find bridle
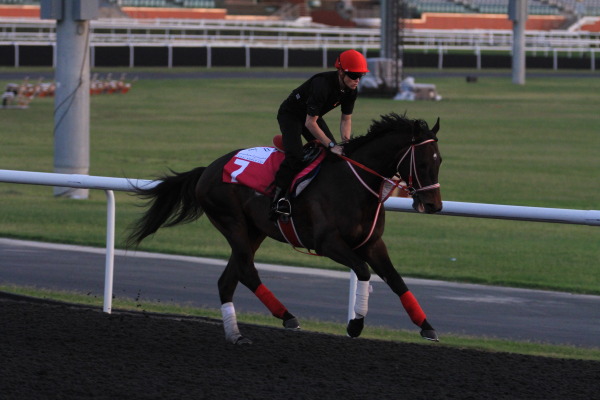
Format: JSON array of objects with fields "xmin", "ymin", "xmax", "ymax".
[
  {"xmin": 340, "ymin": 138, "xmax": 441, "ymax": 199},
  {"xmin": 395, "ymin": 138, "xmax": 441, "ymax": 196}
]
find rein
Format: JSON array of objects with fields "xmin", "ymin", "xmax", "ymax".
[
  {"xmin": 339, "ymin": 138, "xmax": 440, "ymax": 198},
  {"xmin": 339, "ymin": 155, "xmax": 399, "ymax": 199}
]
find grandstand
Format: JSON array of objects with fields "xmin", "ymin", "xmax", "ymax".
[
  {"xmin": 2, "ymin": 0, "xmax": 600, "ymax": 18},
  {"xmin": 385, "ymin": 1, "xmax": 600, "ymax": 18},
  {"xmin": 2, "ymin": 0, "xmax": 600, "ymax": 31},
  {"xmin": 3, "ymin": 0, "xmax": 600, "ymax": 70}
]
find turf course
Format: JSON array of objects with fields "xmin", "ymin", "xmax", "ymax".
[{"xmin": 1, "ymin": 68, "xmax": 599, "ymax": 295}]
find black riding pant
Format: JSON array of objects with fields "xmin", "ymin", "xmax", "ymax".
[{"xmin": 275, "ymin": 111, "xmax": 334, "ymax": 191}]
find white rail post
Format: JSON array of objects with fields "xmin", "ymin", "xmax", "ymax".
[
  {"xmin": 129, "ymin": 43, "xmax": 134, "ymax": 68},
  {"xmin": 103, "ymin": 189, "xmax": 116, "ymax": 313}
]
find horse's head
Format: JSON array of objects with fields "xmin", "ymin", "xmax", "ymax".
[
  {"xmin": 344, "ymin": 113, "xmax": 443, "ymax": 214},
  {"xmin": 397, "ymin": 117, "xmax": 443, "ymax": 214}
]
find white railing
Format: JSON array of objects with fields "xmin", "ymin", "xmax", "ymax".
[
  {"xmin": 4, "ymin": 16, "xmax": 600, "ymax": 70},
  {"xmin": 3, "ymin": 17, "xmax": 600, "ymax": 49},
  {"xmin": 1, "ymin": 169, "xmax": 599, "ymax": 318},
  {"xmin": 0, "ymin": 170, "xmax": 157, "ymax": 313}
]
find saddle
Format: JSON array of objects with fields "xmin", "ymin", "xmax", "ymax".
[
  {"xmin": 273, "ymin": 134, "xmax": 322, "ymax": 165},
  {"xmin": 222, "ymin": 137, "xmax": 326, "ymax": 199}
]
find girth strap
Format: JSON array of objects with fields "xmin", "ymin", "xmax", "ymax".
[
  {"xmin": 277, "ymin": 216, "xmax": 320, "ymax": 255},
  {"xmin": 277, "ymin": 217, "xmax": 304, "ymax": 248}
]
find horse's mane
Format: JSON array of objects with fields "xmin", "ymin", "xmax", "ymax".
[{"xmin": 343, "ymin": 112, "xmax": 416, "ymax": 155}]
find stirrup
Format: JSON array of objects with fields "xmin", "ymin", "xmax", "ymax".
[{"xmin": 275, "ymin": 197, "xmax": 291, "ymax": 216}]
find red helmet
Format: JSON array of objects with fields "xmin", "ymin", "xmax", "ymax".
[{"xmin": 335, "ymin": 49, "xmax": 369, "ymax": 73}]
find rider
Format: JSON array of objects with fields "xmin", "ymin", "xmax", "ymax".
[{"xmin": 271, "ymin": 49, "xmax": 369, "ymax": 217}]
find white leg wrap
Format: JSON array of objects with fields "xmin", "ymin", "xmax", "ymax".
[
  {"xmin": 354, "ymin": 280, "xmax": 370, "ymax": 319},
  {"xmin": 221, "ymin": 302, "xmax": 242, "ymax": 344}
]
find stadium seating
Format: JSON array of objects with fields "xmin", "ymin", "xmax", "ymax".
[
  {"xmin": 2, "ymin": 0, "xmax": 600, "ymax": 18},
  {"xmin": 404, "ymin": 0, "xmax": 471, "ymax": 15},
  {"xmin": 404, "ymin": 0, "xmax": 599, "ymax": 17}
]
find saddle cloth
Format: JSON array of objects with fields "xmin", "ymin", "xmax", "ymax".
[{"xmin": 222, "ymin": 146, "xmax": 326, "ymax": 197}]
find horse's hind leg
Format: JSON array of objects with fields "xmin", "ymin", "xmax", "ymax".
[
  {"xmin": 238, "ymin": 229, "xmax": 300, "ymax": 329},
  {"xmin": 218, "ymin": 260, "xmax": 250, "ymax": 345},
  {"xmin": 211, "ymin": 216, "xmax": 299, "ymax": 344},
  {"xmin": 357, "ymin": 238, "xmax": 438, "ymax": 341},
  {"xmin": 218, "ymin": 250, "xmax": 299, "ymax": 334}
]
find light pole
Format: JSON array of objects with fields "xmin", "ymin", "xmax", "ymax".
[
  {"xmin": 509, "ymin": 0, "xmax": 528, "ymax": 85},
  {"xmin": 41, "ymin": 0, "xmax": 99, "ymax": 198}
]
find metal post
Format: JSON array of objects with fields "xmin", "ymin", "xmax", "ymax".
[
  {"xmin": 381, "ymin": 0, "xmax": 403, "ymax": 94},
  {"xmin": 43, "ymin": 0, "xmax": 99, "ymax": 198},
  {"xmin": 380, "ymin": 0, "xmax": 391, "ymax": 58},
  {"xmin": 103, "ymin": 189, "xmax": 115, "ymax": 313},
  {"xmin": 509, "ymin": 0, "xmax": 527, "ymax": 85},
  {"xmin": 14, "ymin": 44, "xmax": 19, "ymax": 67}
]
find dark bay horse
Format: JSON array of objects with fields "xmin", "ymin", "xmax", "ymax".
[{"xmin": 127, "ymin": 113, "xmax": 443, "ymax": 344}]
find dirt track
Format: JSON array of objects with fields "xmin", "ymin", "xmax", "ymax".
[{"xmin": 2, "ymin": 292, "xmax": 599, "ymax": 400}]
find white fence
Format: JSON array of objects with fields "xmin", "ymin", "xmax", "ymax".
[
  {"xmin": 0, "ymin": 170, "xmax": 157, "ymax": 313},
  {"xmin": 4, "ymin": 17, "xmax": 600, "ymax": 49},
  {"xmin": 0, "ymin": 169, "xmax": 599, "ymax": 316},
  {"xmin": 5, "ymin": 17, "xmax": 600, "ymax": 69}
]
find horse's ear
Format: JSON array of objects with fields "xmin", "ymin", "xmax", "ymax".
[{"xmin": 431, "ymin": 117, "xmax": 440, "ymax": 135}]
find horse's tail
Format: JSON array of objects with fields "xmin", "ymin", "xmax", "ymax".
[{"xmin": 126, "ymin": 167, "xmax": 206, "ymax": 248}]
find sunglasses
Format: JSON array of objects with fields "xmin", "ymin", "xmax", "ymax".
[{"xmin": 345, "ymin": 71, "xmax": 365, "ymax": 80}]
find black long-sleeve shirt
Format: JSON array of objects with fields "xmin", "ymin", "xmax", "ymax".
[{"xmin": 278, "ymin": 71, "xmax": 357, "ymax": 118}]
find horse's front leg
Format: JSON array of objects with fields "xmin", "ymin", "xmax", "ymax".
[
  {"xmin": 317, "ymin": 234, "xmax": 373, "ymax": 338},
  {"xmin": 357, "ymin": 238, "xmax": 439, "ymax": 342}
]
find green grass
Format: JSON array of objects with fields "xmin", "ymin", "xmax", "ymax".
[
  {"xmin": 1, "ymin": 67, "xmax": 598, "ymax": 293},
  {"xmin": 3, "ymin": 284, "xmax": 599, "ymax": 361}
]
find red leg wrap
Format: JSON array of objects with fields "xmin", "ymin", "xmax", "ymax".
[
  {"xmin": 400, "ymin": 291, "xmax": 426, "ymax": 327},
  {"xmin": 254, "ymin": 284, "xmax": 287, "ymax": 319}
]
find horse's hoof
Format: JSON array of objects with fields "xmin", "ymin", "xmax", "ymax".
[
  {"xmin": 234, "ymin": 336, "xmax": 253, "ymax": 345},
  {"xmin": 346, "ymin": 317, "xmax": 364, "ymax": 338},
  {"xmin": 420, "ymin": 329, "xmax": 439, "ymax": 342},
  {"xmin": 283, "ymin": 317, "xmax": 300, "ymax": 330}
]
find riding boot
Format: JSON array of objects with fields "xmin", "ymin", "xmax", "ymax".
[{"xmin": 270, "ymin": 186, "xmax": 291, "ymax": 219}]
